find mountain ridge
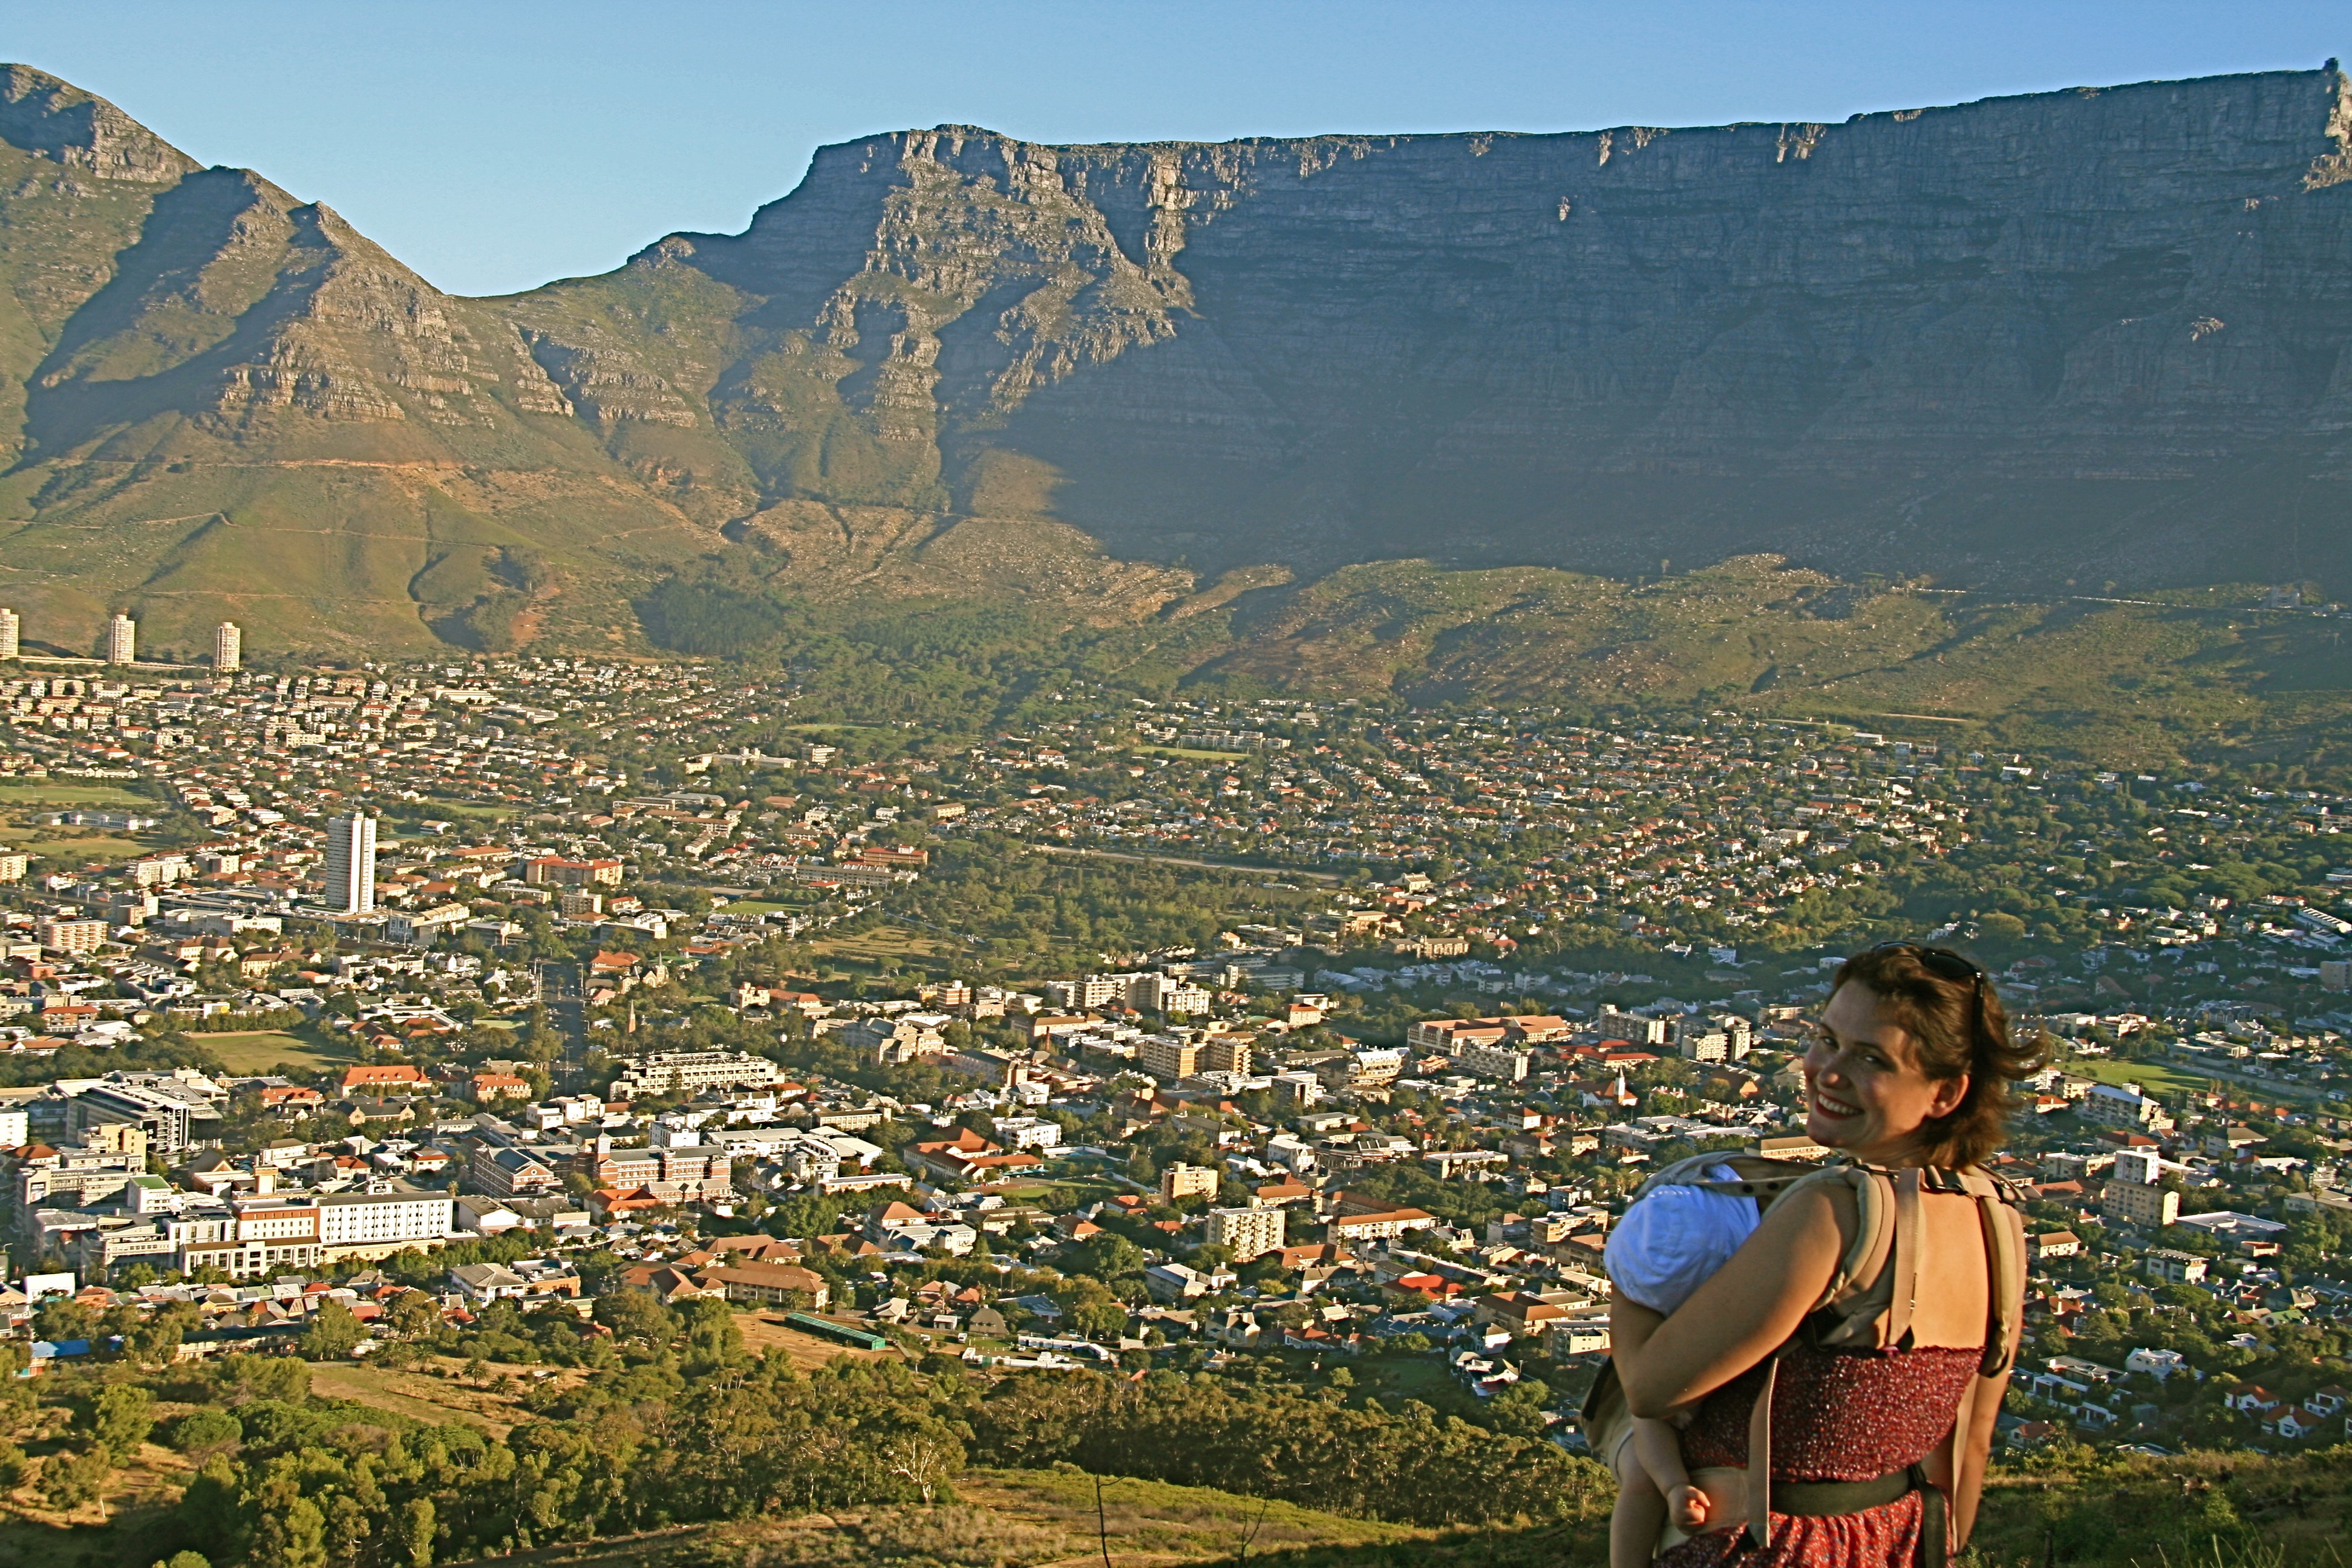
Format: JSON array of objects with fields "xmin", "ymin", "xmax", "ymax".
[{"xmin": 0, "ymin": 62, "xmax": 2350, "ymax": 690}]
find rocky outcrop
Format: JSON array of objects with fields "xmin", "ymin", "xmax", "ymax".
[{"xmin": 0, "ymin": 65, "xmax": 194, "ymax": 184}]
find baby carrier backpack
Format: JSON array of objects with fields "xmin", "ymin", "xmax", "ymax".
[{"xmin": 1580, "ymin": 1152, "xmax": 2027, "ymax": 1565}]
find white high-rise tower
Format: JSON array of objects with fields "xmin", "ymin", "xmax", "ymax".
[
  {"xmin": 322, "ymin": 813, "xmax": 378, "ymax": 915},
  {"xmin": 105, "ymin": 612, "xmax": 136, "ymax": 665},
  {"xmin": 214, "ymin": 621, "xmax": 242, "ymax": 673},
  {"xmin": 0, "ymin": 609, "xmax": 18, "ymax": 661}
]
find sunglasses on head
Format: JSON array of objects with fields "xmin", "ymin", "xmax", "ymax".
[{"xmin": 1860, "ymin": 940, "xmax": 1984, "ymax": 987}]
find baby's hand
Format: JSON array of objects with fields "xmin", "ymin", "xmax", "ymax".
[{"xmin": 1666, "ymin": 1485, "xmax": 1710, "ymax": 1530}]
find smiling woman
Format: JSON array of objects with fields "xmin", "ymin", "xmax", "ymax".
[{"xmin": 1607, "ymin": 944, "xmax": 2044, "ymax": 1568}]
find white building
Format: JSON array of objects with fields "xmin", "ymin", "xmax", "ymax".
[
  {"xmin": 105, "ymin": 611, "xmax": 136, "ymax": 665},
  {"xmin": 214, "ymin": 621, "xmax": 242, "ymax": 673},
  {"xmin": 2082, "ymin": 1082, "xmax": 2171, "ymax": 1131},
  {"xmin": 322, "ymin": 812, "xmax": 379, "ymax": 914},
  {"xmin": 608, "ymin": 1050, "xmax": 780, "ymax": 1097},
  {"xmin": 991, "ymin": 1115, "xmax": 1064, "ymax": 1151},
  {"xmin": 0, "ymin": 608, "xmax": 18, "ymax": 661},
  {"xmin": 318, "ymin": 1188, "xmax": 454, "ymax": 1259},
  {"xmin": 1206, "ymin": 1204, "xmax": 1286, "ymax": 1260}
]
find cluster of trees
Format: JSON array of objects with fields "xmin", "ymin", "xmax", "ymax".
[
  {"xmin": 903, "ymin": 832, "xmax": 1316, "ymax": 969},
  {"xmin": 969, "ymin": 1368, "xmax": 1610, "ymax": 1527},
  {"xmin": 160, "ymin": 1313, "xmax": 965, "ymax": 1566},
  {"xmin": 114, "ymin": 1277, "xmax": 1610, "ymax": 1566}
]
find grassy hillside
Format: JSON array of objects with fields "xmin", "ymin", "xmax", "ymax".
[{"xmin": 407, "ymin": 1451, "xmax": 2352, "ymax": 1568}]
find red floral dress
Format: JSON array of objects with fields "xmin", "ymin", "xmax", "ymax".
[{"xmin": 1656, "ymin": 1340, "xmax": 1982, "ymax": 1568}]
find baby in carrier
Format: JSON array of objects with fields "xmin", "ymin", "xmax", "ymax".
[{"xmin": 1598, "ymin": 1165, "xmax": 1763, "ymax": 1568}]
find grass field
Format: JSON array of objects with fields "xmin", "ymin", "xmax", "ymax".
[
  {"xmin": 308, "ymin": 1356, "xmax": 582, "ymax": 1437},
  {"xmin": 809, "ymin": 924, "xmax": 959, "ymax": 963},
  {"xmin": 2062, "ymin": 1053, "xmax": 2214, "ymax": 1099},
  {"xmin": 5, "ymin": 829, "xmax": 152, "ymax": 865},
  {"xmin": 416, "ymin": 799, "xmax": 517, "ymax": 823},
  {"xmin": 736, "ymin": 1313, "xmax": 903, "ymax": 1370},
  {"xmin": 0, "ymin": 781, "xmax": 153, "ymax": 806},
  {"xmin": 200, "ymin": 1030, "xmax": 350, "ymax": 1074}
]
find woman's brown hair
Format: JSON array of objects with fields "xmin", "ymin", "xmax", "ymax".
[{"xmin": 1830, "ymin": 943, "xmax": 2047, "ymax": 1168}]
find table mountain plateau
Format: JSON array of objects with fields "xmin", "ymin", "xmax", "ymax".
[{"xmin": 1, "ymin": 61, "xmax": 2350, "ymax": 676}]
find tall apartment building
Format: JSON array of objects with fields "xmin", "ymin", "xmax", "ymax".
[
  {"xmin": 1457, "ymin": 1041, "xmax": 1532, "ymax": 1083},
  {"xmin": 2082, "ymin": 1082, "xmax": 2171, "ymax": 1131},
  {"xmin": 0, "ymin": 608, "xmax": 18, "ymax": 661},
  {"xmin": 1160, "ymin": 1162, "xmax": 1220, "ymax": 1202},
  {"xmin": 1206, "ymin": 1205, "xmax": 1285, "ymax": 1260},
  {"xmin": 1593, "ymin": 1008, "xmax": 1671, "ymax": 1046},
  {"xmin": 1203, "ymin": 1034, "xmax": 1253, "ymax": 1074},
  {"xmin": 105, "ymin": 611, "xmax": 136, "ymax": 665},
  {"xmin": 67, "ymin": 1080, "xmax": 198, "ymax": 1154},
  {"xmin": 214, "ymin": 621, "xmax": 242, "ymax": 673},
  {"xmin": 1137, "ymin": 1036, "xmax": 1202, "ymax": 1081},
  {"xmin": 2102, "ymin": 1176, "xmax": 2180, "ymax": 1229},
  {"xmin": 36, "ymin": 916, "xmax": 108, "ymax": 953},
  {"xmin": 2100, "ymin": 1146, "xmax": 2178, "ymax": 1229},
  {"xmin": 322, "ymin": 812, "xmax": 378, "ymax": 914}
]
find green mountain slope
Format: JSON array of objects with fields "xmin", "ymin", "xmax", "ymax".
[{"xmin": 0, "ymin": 65, "xmax": 720, "ymax": 656}]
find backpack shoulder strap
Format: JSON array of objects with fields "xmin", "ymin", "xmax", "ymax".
[
  {"xmin": 1884, "ymin": 1167, "xmax": 1926, "ymax": 1350},
  {"xmin": 1955, "ymin": 1167, "xmax": 2028, "ymax": 1376},
  {"xmin": 1770, "ymin": 1160, "xmax": 1903, "ymax": 1346},
  {"xmin": 1629, "ymin": 1152, "xmax": 1815, "ymax": 1207}
]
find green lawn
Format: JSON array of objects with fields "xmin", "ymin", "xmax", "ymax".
[
  {"xmin": 0, "ymin": 781, "xmax": 154, "ymax": 806},
  {"xmin": 809, "ymin": 924, "xmax": 956, "ymax": 962},
  {"xmin": 8, "ymin": 829, "xmax": 152, "ymax": 864},
  {"xmin": 2063, "ymin": 1053, "xmax": 2212, "ymax": 1099},
  {"xmin": 200, "ymin": 1030, "xmax": 350, "ymax": 1074}
]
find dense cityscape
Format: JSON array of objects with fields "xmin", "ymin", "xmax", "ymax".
[{"xmin": 0, "ymin": 626, "xmax": 2342, "ymax": 1561}]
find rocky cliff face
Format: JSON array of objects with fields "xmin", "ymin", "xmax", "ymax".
[
  {"xmin": 1, "ymin": 64, "xmax": 2350, "ymax": 657},
  {"xmin": 525, "ymin": 66, "xmax": 2352, "ymax": 587}
]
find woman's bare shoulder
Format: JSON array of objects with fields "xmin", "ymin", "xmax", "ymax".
[{"xmin": 1757, "ymin": 1169, "xmax": 1861, "ymax": 1251}]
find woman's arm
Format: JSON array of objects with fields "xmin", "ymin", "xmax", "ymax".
[
  {"xmin": 1949, "ymin": 1368, "xmax": 2007, "ymax": 1545},
  {"xmin": 1616, "ymin": 1184, "xmax": 1847, "ymax": 1420}
]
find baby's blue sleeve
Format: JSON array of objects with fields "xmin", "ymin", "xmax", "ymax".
[{"xmin": 1603, "ymin": 1172, "xmax": 1763, "ymax": 1317}]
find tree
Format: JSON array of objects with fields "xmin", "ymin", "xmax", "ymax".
[
  {"xmin": 592, "ymin": 1287, "xmax": 674, "ymax": 1346},
  {"xmin": 91, "ymin": 1384, "xmax": 154, "ymax": 1463},
  {"xmin": 301, "ymin": 1301, "xmax": 365, "ymax": 1361},
  {"xmin": 1079, "ymin": 1232, "xmax": 1145, "ymax": 1281},
  {"xmin": 396, "ymin": 1498, "xmax": 437, "ymax": 1567},
  {"xmin": 33, "ymin": 1298, "xmax": 94, "ymax": 1342},
  {"xmin": 251, "ymin": 1494, "xmax": 328, "ymax": 1568},
  {"xmin": 41, "ymin": 1446, "xmax": 110, "ymax": 1523},
  {"xmin": 126, "ymin": 1300, "xmax": 201, "ymax": 1367},
  {"xmin": 166, "ymin": 1408, "xmax": 244, "ymax": 1462},
  {"xmin": 388, "ymin": 1290, "xmax": 442, "ymax": 1340},
  {"xmin": 881, "ymin": 1426, "xmax": 964, "ymax": 1504}
]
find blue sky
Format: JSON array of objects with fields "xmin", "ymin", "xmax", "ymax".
[{"xmin": 15, "ymin": 1, "xmax": 2345, "ymax": 297}]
